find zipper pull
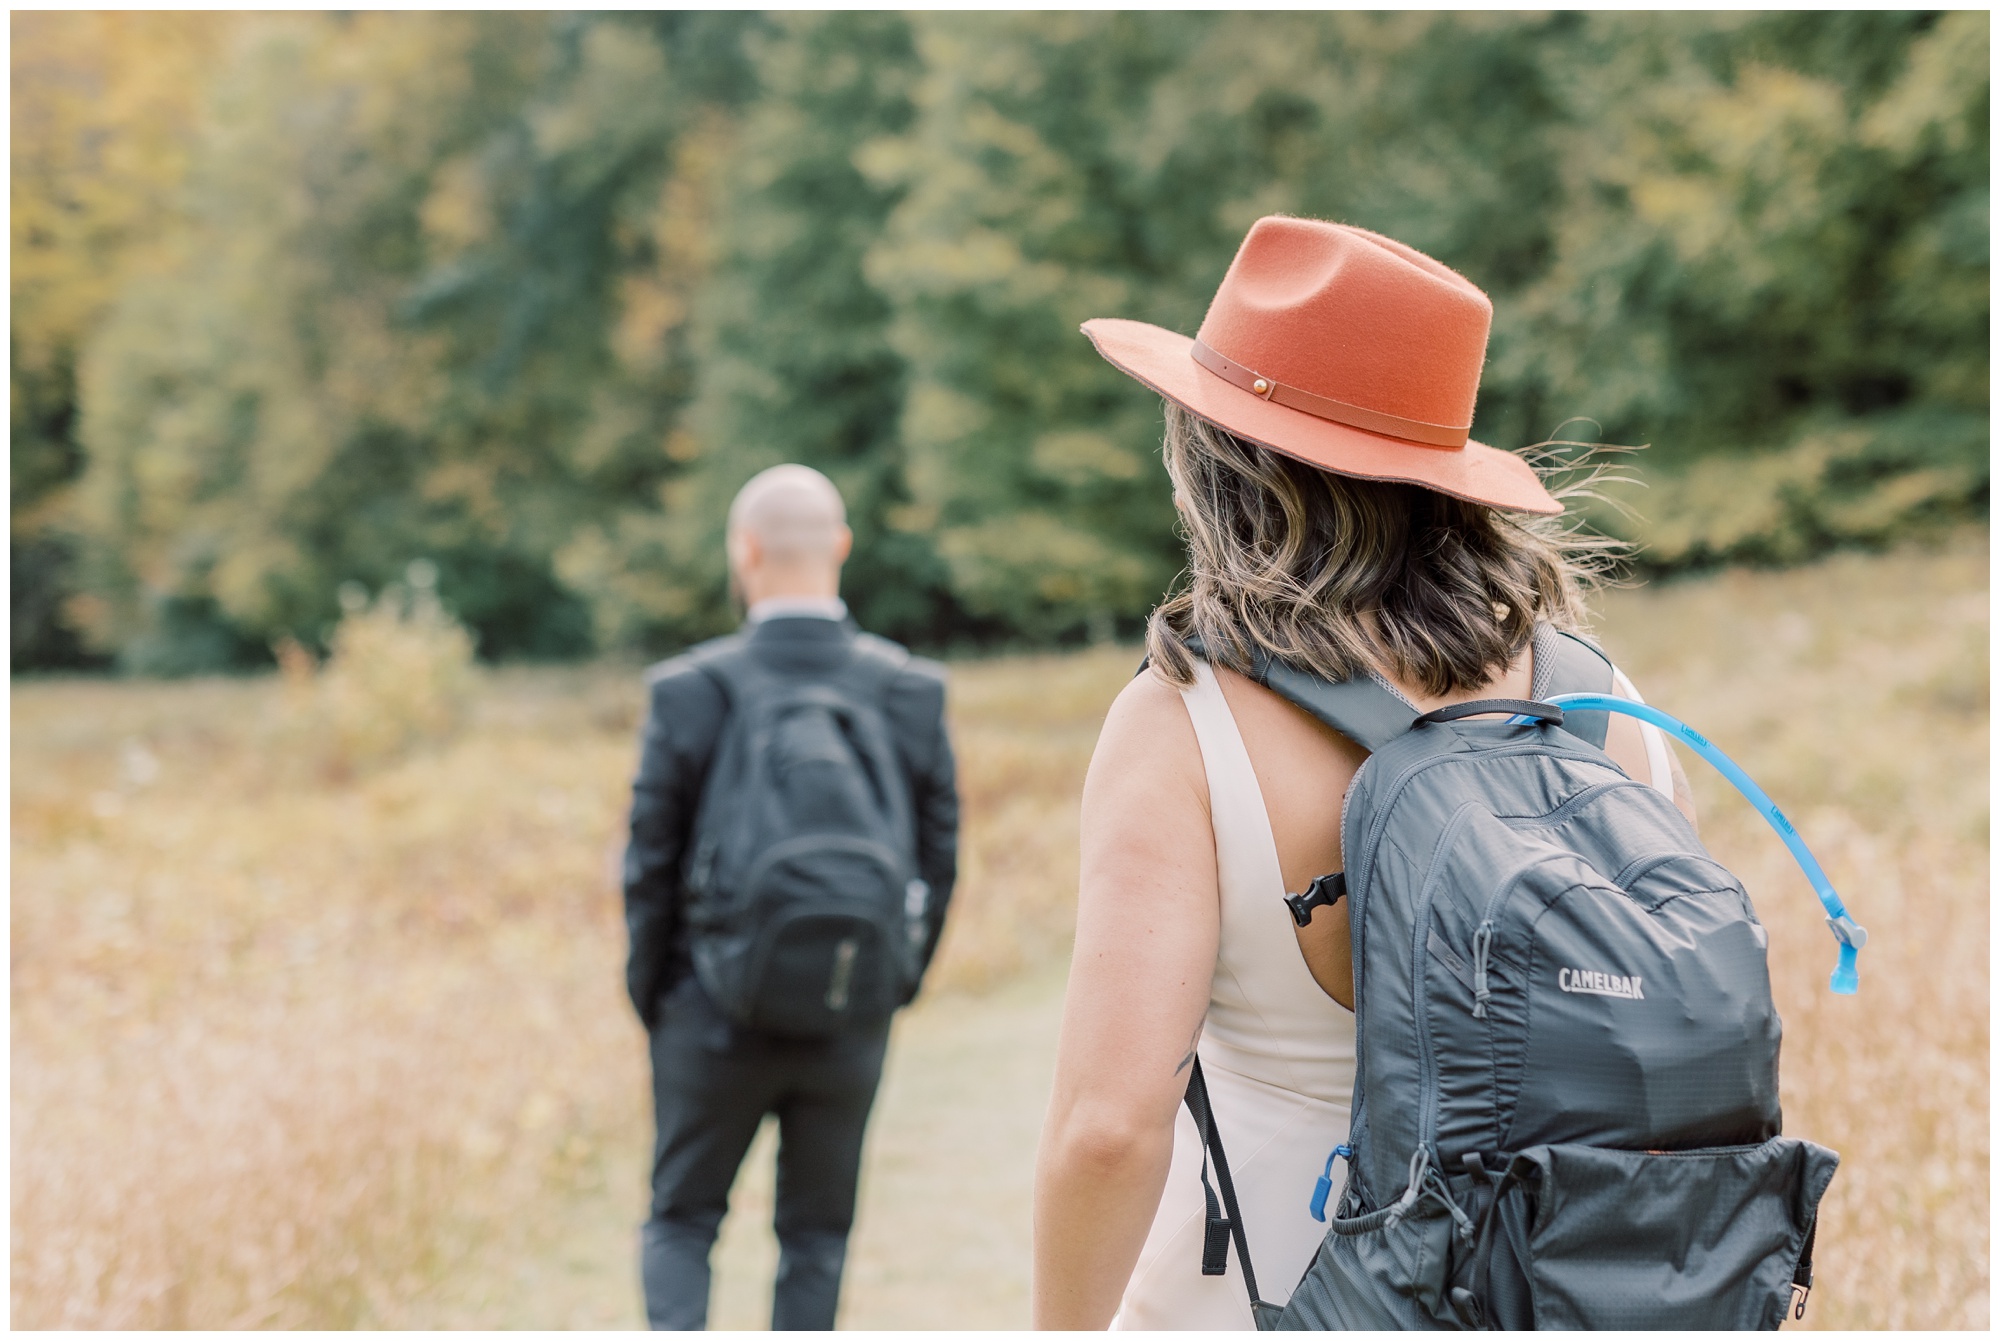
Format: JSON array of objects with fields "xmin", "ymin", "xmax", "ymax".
[
  {"xmin": 1383, "ymin": 1145, "xmax": 1431, "ymax": 1230},
  {"xmin": 1309, "ymin": 1145, "xmax": 1351, "ymax": 1222},
  {"xmin": 689, "ymin": 838, "xmax": 717, "ymax": 894},
  {"xmin": 1470, "ymin": 920, "xmax": 1494, "ymax": 1019}
]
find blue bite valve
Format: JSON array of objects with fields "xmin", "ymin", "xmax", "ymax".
[
  {"xmin": 1535, "ymin": 694, "xmax": 1869, "ymax": 996},
  {"xmin": 1827, "ymin": 915, "xmax": 1867, "ymax": 995}
]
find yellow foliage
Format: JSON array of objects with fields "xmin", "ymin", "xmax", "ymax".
[
  {"xmin": 10, "ymin": 12, "xmax": 240, "ymax": 376},
  {"xmin": 1623, "ymin": 427, "xmax": 1986, "ymax": 567}
]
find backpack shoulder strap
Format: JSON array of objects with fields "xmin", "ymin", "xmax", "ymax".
[
  {"xmin": 824, "ymin": 632, "xmax": 920, "ymax": 851},
  {"xmin": 680, "ymin": 632, "xmax": 762, "ymax": 708},
  {"xmin": 1185, "ymin": 634, "xmax": 1418, "ymax": 754},
  {"xmin": 677, "ymin": 633, "xmax": 790, "ymax": 891},
  {"xmin": 1530, "ymin": 622, "xmax": 1615, "ymax": 749},
  {"xmin": 1183, "ymin": 1058, "xmax": 1284, "ymax": 1330}
]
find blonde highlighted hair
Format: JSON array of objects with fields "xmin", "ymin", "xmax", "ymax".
[{"xmin": 1145, "ymin": 403, "xmax": 1623, "ymax": 696}]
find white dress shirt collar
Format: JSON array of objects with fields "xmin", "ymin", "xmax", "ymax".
[{"xmin": 746, "ymin": 595, "xmax": 848, "ymax": 624}]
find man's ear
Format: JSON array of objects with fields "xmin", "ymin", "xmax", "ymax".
[
  {"xmin": 728, "ymin": 528, "xmax": 760, "ymax": 574},
  {"xmin": 832, "ymin": 525, "xmax": 853, "ymax": 566}
]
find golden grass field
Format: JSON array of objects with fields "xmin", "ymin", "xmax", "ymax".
[{"xmin": 12, "ymin": 528, "xmax": 1988, "ymax": 1329}]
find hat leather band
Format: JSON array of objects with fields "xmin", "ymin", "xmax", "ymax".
[{"xmin": 1189, "ymin": 339, "xmax": 1469, "ymax": 449}]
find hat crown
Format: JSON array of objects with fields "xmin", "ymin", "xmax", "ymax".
[{"xmin": 1195, "ymin": 218, "xmax": 1492, "ymax": 435}]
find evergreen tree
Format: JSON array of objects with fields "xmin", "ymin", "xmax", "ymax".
[
  {"xmin": 564, "ymin": 12, "xmax": 941, "ymax": 652},
  {"xmin": 863, "ymin": 13, "xmax": 1576, "ymax": 640}
]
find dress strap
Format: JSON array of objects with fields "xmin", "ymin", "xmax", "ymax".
[{"xmin": 1178, "ymin": 660, "xmax": 1289, "ymax": 910}]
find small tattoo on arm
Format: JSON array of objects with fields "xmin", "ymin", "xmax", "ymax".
[{"xmin": 1173, "ymin": 1019, "xmax": 1205, "ymax": 1076}]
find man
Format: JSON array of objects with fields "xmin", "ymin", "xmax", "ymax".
[{"xmin": 623, "ymin": 464, "xmax": 959, "ymax": 1330}]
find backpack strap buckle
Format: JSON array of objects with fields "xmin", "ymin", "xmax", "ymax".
[{"xmin": 1285, "ymin": 872, "xmax": 1346, "ymax": 927}]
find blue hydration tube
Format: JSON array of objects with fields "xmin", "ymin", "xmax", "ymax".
[{"xmin": 1519, "ymin": 694, "xmax": 1867, "ymax": 995}]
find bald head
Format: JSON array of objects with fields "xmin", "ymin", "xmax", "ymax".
[{"xmin": 726, "ymin": 464, "xmax": 852, "ymax": 604}]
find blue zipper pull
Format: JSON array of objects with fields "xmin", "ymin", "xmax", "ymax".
[{"xmin": 1309, "ymin": 1145, "xmax": 1352, "ymax": 1222}]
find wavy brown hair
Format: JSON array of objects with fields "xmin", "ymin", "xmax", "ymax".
[{"xmin": 1146, "ymin": 403, "xmax": 1624, "ymax": 696}]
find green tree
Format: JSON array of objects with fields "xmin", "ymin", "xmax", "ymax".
[
  {"xmin": 10, "ymin": 12, "xmax": 242, "ymax": 668},
  {"xmin": 72, "ymin": 13, "xmax": 759, "ymax": 671},
  {"xmin": 1494, "ymin": 11, "xmax": 1989, "ymax": 562},
  {"xmin": 43, "ymin": 12, "xmax": 1989, "ymax": 671},
  {"xmin": 862, "ymin": 13, "xmax": 1579, "ymax": 640},
  {"xmin": 561, "ymin": 12, "xmax": 946, "ymax": 652},
  {"xmin": 861, "ymin": 14, "xmax": 1210, "ymax": 643}
]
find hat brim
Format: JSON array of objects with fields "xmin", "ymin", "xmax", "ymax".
[{"xmin": 1082, "ymin": 317, "xmax": 1562, "ymax": 516}]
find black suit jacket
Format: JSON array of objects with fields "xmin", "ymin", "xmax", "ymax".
[{"xmin": 622, "ymin": 616, "xmax": 960, "ymax": 1029}]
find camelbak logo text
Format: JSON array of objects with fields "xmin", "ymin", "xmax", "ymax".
[{"xmin": 1558, "ymin": 967, "xmax": 1645, "ymax": 1000}]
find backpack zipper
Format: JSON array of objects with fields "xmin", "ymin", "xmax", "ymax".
[
  {"xmin": 1463, "ymin": 850, "xmax": 1574, "ymax": 1020},
  {"xmin": 1346, "ymin": 738, "xmax": 1620, "ymax": 1221},
  {"xmin": 1403, "ymin": 804, "xmax": 1483, "ymax": 1201},
  {"xmin": 1347, "ymin": 741, "xmax": 1614, "ymax": 917},
  {"xmin": 1337, "ymin": 753, "xmax": 1375, "ymax": 1204},
  {"xmin": 1309, "ymin": 1144, "xmax": 1353, "ymax": 1222},
  {"xmin": 689, "ymin": 838, "xmax": 717, "ymax": 895},
  {"xmin": 1466, "ymin": 777, "xmax": 1660, "ymax": 1000}
]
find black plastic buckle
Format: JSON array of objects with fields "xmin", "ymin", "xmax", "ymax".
[
  {"xmin": 1790, "ymin": 1284, "xmax": 1810, "ymax": 1321},
  {"xmin": 1284, "ymin": 872, "xmax": 1346, "ymax": 927}
]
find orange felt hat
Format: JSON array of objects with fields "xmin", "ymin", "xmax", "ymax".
[{"xmin": 1082, "ymin": 216, "xmax": 1560, "ymax": 515}]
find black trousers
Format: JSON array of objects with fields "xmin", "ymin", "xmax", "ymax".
[{"xmin": 641, "ymin": 976, "xmax": 891, "ymax": 1331}]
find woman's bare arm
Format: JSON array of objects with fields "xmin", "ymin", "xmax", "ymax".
[{"xmin": 1032, "ymin": 671, "xmax": 1219, "ymax": 1330}]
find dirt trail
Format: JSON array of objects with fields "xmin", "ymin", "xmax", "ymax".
[{"xmin": 415, "ymin": 966, "xmax": 1069, "ymax": 1329}]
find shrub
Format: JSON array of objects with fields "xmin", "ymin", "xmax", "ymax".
[{"xmin": 279, "ymin": 560, "xmax": 477, "ymax": 779}]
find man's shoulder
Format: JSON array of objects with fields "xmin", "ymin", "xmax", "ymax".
[
  {"xmin": 642, "ymin": 633, "xmax": 745, "ymax": 705},
  {"xmin": 854, "ymin": 631, "xmax": 947, "ymax": 697}
]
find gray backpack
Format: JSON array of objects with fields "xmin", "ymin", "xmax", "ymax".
[
  {"xmin": 1183, "ymin": 624, "xmax": 1839, "ymax": 1330},
  {"xmin": 682, "ymin": 635, "xmax": 923, "ymax": 1038}
]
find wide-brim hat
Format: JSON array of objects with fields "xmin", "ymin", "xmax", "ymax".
[{"xmin": 1082, "ymin": 216, "xmax": 1560, "ymax": 515}]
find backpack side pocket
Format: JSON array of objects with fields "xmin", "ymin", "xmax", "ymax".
[
  {"xmin": 1471, "ymin": 1137, "xmax": 1838, "ymax": 1329},
  {"xmin": 1279, "ymin": 1191, "xmax": 1462, "ymax": 1329}
]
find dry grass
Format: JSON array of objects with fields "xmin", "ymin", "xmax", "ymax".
[
  {"xmin": 11, "ymin": 529, "xmax": 1987, "ymax": 1328},
  {"xmin": 922, "ymin": 645, "xmax": 1138, "ymax": 992},
  {"xmin": 11, "ymin": 670, "xmax": 646, "ymax": 1326},
  {"xmin": 1592, "ymin": 530, "xmax": 1989, "ymax": 1329}
]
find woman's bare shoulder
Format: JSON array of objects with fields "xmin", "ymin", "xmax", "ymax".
[
  {"xmin": 1086, "ymin": 667, "xmax": 1205, "ymax": 797},
  {"xmin": 1100, "ymin": 665, "xmax": 1196, "ymax": 746}
]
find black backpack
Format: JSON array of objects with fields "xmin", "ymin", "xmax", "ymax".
[
  {"xmin": 1182, "ymin": 624, "xmax": 1839, "ymax": 1330},
  {"xmin": 681, "ymin": 633, "xmax": 924, "ymax": 1039}
]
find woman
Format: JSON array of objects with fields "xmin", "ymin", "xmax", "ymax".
[{"xmin": 1032, "ymin": 217, "xmax": 1693, "ymax": 1329}]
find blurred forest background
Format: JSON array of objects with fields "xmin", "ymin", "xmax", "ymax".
[
  {"xmin": 13, "ymin": 10, "xmax": 1989, "ymax": 676},
  {"xmin": 11, "ymin": 12, "xmax": 1990, "ymax": 1330}
]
